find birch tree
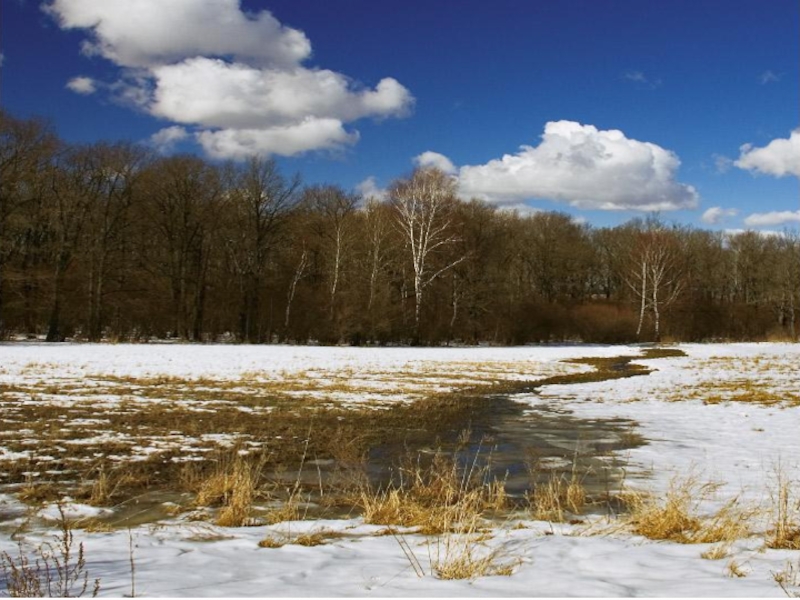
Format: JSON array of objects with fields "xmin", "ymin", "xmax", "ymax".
[
  {"xmin": 304, "ymin": 185, "xmax": 358, "ymax": 323},
  {"xmin": 390, "ymin": 167, "xmax": 466, "ymax": 339},
  {"xmin": 625, "ymin": 219, "xmax": 686, "ymax": 341}
]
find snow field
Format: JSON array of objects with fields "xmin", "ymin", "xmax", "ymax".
[{"xmin": 1, "ymin": 342, "xmax": 799, "ymax": 596}]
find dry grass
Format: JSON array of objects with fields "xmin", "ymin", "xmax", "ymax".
[
  {"xmin": 767, "ymin": 470, "xmax": 800, "ymax": 550},
  {"xmin": 773, "ymin": 558, "xmax": 800, "ymax": 597},
  {"xmin": 667, "ymin": 354, "xmax": 800, "ymax": 408},
  {"xmin": 258, "ymin": 528, "xmax": 344, "ymax": 549},
  {"xmin": 529, "ymin": 471, "xmax": 587, "ymax": 522},
  {"xmin": 726, "ymin": 559, "xmax": 748, "ymax": 578},
  {"xmin": 359, "ymin": 450, "xmax": 507, "ymax": 535},
  {"xmin": 700, "ymin": 543, "xmax": 731, "ymax": 560},
  {"xmin": 0, "ymin": 504, "xmax": 101, "ymax": 598},
  {"xmin": 625, "ymin": 477, "xmax": 751, "ymax": 544},
  {"xmin": 192, "ymin": 451, "xmax": 264, "ymax": 527},
  {"xmin": 429, "ymin": 532, "xmax": 519, "ymax": 580}
]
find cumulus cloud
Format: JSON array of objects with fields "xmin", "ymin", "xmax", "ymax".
[
  {"xmin": 735, "ymin": 129, "xmax": 800, "ymax": 177},
  {"xmin": 66, "ymin": 75, "xmax": 97, "ymax": 94},
  {"xmin": 196, "ymin": 118, "xmax": 358, "ymax": 160},
  {"xmin": 44, "ymin": 0, "xmax": 311, "ymax": 68},
  {"xmin": 701, "ymin": 206, "xmax": 738, "ymax": 225},
  {"xmin": 148, "ymin": 58, "xmax": 411, "ymax": 129},
  {"xmin": 45, "ymin": 0, "xmax": 414, "ymax": 159},
  {"xmin": 439, "ymin": 121, "xmax": 698, "ymax": 211},
  {"xmin": 743, "ymin": 210, "xmax": 800, "ymax": 227},
  {"xmin": 414, "ymin": 151, "xmax": 457, "ymax": 175},
  {"xmin": 149, "ymin": 125, "xmax": 189, "ymax": 153},
  {"xmin": 355, "ymin": 176, "xmax": 388, "ymax": 201}
]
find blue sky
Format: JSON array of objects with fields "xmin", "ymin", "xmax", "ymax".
[{"xmin": 1, "ymin": 0, "xmax": 798, "ymax": 230}]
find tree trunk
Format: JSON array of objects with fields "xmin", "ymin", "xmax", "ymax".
[
  {"xmin": 46, "ymin": 258, "xmax": 68, "ymax": 342},
  {"xmin": 636, "ymin": 260, "xmax": 647, "ymax": 337}
]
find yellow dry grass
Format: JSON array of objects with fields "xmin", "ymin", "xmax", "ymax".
[
  {"xmin": 767, "ymin": 470, "xmax": 800, "ymax": 550},
  {"xmin": 625, "ymin": 477, "xmax": 751, "ymax": 544},
  {"xmin": 668, "ymin": 354, "xmax": 800, "ymax": 407},
  {"xmin": 529, "ymin": 472, "xmax": 587, "ymax": 522},
  {"xmin": 359, "ymin": 450, "xmax": 507, "ymax": 535}
]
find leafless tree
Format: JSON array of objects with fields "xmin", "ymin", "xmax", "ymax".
[
  {"xmin": 390, "ymin": 167, "xmax": 467, "ymax": 339},
  {"xmin": 140, "ymin": 155, "xmax": 223, "ymax": 340},
  {"xmin": 226, "ymin": 157, "xmax": 300, "ymax": 342},
  {"xmin": 0, "ymin": 111, "xmax": 59, "ymax": 334},
  {"xmin": 625, "ymin": 219, "xmax": 686, "ymax": 341},
  {"xmin": 304, "ymin": 185, "xmax": 358, "ymax": 323},
  {"xmin": 82, "ymin": 143, "xmax": 147, "ymax": 340}
]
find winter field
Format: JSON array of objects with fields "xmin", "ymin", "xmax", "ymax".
[{"xmin": 1, "ymin": 342, "xmax": 799, "ymax": 597}]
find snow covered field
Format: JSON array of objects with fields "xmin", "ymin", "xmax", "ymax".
[{"xmin": 1, "ymin": 342, "xmax": 799, "ymax": 597}]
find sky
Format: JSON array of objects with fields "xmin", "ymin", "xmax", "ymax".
[{"xmin": 1, "ymin": 0, "xmax": 798, "ymax": 230}]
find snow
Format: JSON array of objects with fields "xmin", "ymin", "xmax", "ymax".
[{"xmin": 1, "ymin": 342, "xmax": 799, "ymax": 597}]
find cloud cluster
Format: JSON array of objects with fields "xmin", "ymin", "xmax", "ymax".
[
  {"xmin": 424, "ymin": 121, "xmax": 698, "ymax": 211},
  {"xmin": 149, "ymin": 126, "xmax": 189, "ymax": 154},
  {"xmin": 355, "ymin": 177, "xmax": 389, "ymax": 202},
  {"xmin": 65, "ymin": 75, "xmax": 97, "ymax": 95},
  {"xmin": 735, "ymin": 129, "xmax": 800, "ymax": 178},
  {"xmin": 743, "ymin": 210, "xmax": 800, "ymax": 228},
  {"xmin": 413, "ymin": 151, "xmax": 457, "ymax": 175},
  {"xmin": 47, "ymin": 0, "xmax": 414, "ymax": 158},
  {"xmin": 701, "ymin": 206, "xmax": 739, "ymax": 225}
]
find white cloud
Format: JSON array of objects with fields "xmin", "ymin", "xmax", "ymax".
[
  {"xmin": 149, "ymin": 125, "xmax": 189, "ymax": 153},
  {"xmin": 743, "ymin": 210, "xmax": 800, "ymax": 227},
  {"xmin": 497, "ymin": 203, "xmax": 541, "ymax": 217},
  {"xmin": 724, "ymin": 228, "xmax": 786, "ymax": 239},
  {"xmin": 148, "ymin": 58, "xmax": 412, "ymax": 129},
  {"xmin": 446, "ymin": 120, "xmax": 698, "ymax": 211},
  {"xmin": 45, "ymin": 0, "xmax": 414, "ymax": 159},
  {"xmin": 66, "ymin": 75, "xmax": 97, "ymax": 94},
  {"xmin": 733, "ymin": 128, "xmax": 800, "ymax": 177},
  {"xmin": 44, "ymin": 0, "xmax": 310, "ymax": 68},
  {"xmin": 196, "ymin": 118, "xmax": 358, "ymax": 159},
  {"xmin": 355, "ymin": 176, "xmax": 388, "ymax": 201},
  {"xmin": 701, "ymin": 206, "xmax": 738, "ymax": 225},
  {"xmin": 735, "ymin": 129, "xmax": 800, "ymax": 177},
  {"xmin": 413, "ymin": 151, "xmax": 457, "ymax": 175}
]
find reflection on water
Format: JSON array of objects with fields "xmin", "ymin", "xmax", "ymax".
[{"xmin": 364, "ymin": 394, "xmax": 643, "ymax": 502}]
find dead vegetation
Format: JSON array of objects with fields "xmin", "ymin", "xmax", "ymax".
[
  {"xmin": 0, "ymin": 350, "xmax": 659, "ymax": 515},
  {"xmin": 666, "ymin": 354, "xmax": 800, "ymax": 408},
  {"xmin": 624, "ymin": 476, "xmax": 752, "ymax": 544},
  {"xmin": 0, "ymin": 504, "xmax": 101, "ymax": 598}
]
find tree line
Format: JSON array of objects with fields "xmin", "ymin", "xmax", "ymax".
[{"xmin": 1, "ymin": 110, "xmax": 798, "ymax": 345}]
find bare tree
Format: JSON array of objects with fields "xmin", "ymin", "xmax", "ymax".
[
  {"xmin": 226, "ymin": 157, "xmax": 300, "ymax": 342},
  {"xmin": 0, "ymin": 111, "xmax": 59, "ymax": 335},
  {"xmin": 362, "ymin": 198, "xmax": 392, "ymax": 314},
  {"xmin": 304, "ymin": 185, "xmax": 358, "ymax": 324},
  {"xmin": 390, "ymin": 167, "xmax": 467, "ymax": 339},
  {"xmin": 140, "ymin": 155, "xmax": 223, "ymax": 340},
  {"xmin": 625, "ymin": 219, "xmax": 686, "ymax": 341},
  {"xmin": 83, "ymin": 143, "xmax": 147, "ymax": 341}
]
